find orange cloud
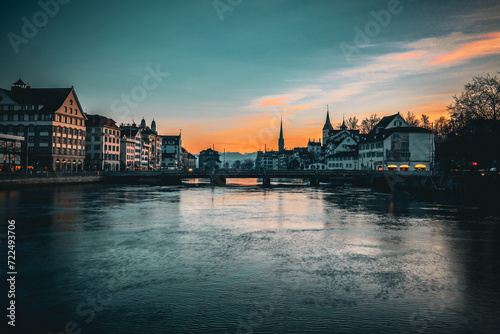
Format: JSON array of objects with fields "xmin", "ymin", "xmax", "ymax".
[
  {"xmin": 394, "ymin": 51, "xmax": 425, "ymax": 60},
  {"xmin": 429, "ymin": 32, "xmax": 500, "ymax": 65},
  {"xmin": 259, "ymin": 97, "xmax": 289, "ymax": 108},
  {"xmin": 282, "ymin": 105, "xmax": 316, "ymax": 111}
]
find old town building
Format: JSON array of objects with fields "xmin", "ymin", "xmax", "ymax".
[{"xmin": 0, "ymin": 79, "xmax": 86, "ymax": 171}]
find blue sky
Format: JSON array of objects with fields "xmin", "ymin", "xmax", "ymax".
[{"xmin": 1, "ymin": 0, "xmax": 499, "ymax": 152}]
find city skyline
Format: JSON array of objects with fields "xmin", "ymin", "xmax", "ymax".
[{"xmin": 1, "ymin": 0, "xmax": 500, "ymax": 153}]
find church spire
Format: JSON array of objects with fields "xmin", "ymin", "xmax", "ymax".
[
  {"xmin": 340, "ymin": 113, "xmax": 347, "ymax": 130},
  {"xmin": 278, "ymin": 115, "xmax": 284, "ymax": 152},
  {"xmin": 322, "ymin": 105, "xmax": 334, "ymax": 147},
  {"xmin": 323, "ymin": 105, "xmax": 333, "ymax": 131}
]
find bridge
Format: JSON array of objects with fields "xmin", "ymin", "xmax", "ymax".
[{"xmin": 102, "ymin": 169, "xmax": 431, "ymax": 186}]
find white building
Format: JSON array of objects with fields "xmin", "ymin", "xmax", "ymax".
[
  {"xmin": 358, "ymin": 113, "xmax": 434, "ymax": 171},
  {"xmin": 161, "ymin": 134, "xmax": 181, "ymax": 169}
]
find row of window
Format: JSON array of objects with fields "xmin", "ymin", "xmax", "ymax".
[
  {"xmin": 2, "ymin": 113, "xmax": 49, "ymax": 121},
  {"xmin": 0, "ymin": 105, "xmax": 40, "ymax": 111},
  {"xmin": 104, "ymin": 144, "xmax": 119, "ymax": 152},
  {"xmin": 329, "ymin": 156, "xmax": 355, "ymax": 161},
  {"xmin": 360, "ymin": 152, "xmax": 384, "ymax": 158},
  {"xmin": 0, "ymin": 125, "xmax": 85, "ymax": 136},
  {"xmin": 56, "ymin": 114, "xmax": 84, "ymax": 126},
  {"xmin": 328, "ymin": 163, "xmax": 354, "ymax": 169},
  {"xmin": 359, "ymin": 142, "xmax": 383, "ymax": 150},
  {"xmin": 55, "ymin": 138, "xmax": 83, "ymax": 146}
]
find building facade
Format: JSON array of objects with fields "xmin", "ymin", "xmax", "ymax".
[
  {"xmin": 358, "ymin": 113, "xmax": 434, "ymax": 171},
  {"xmin": 85, "ymin": 114, "xmax": 121, "ymax": 171},
  {"xmin": 0, "ymin": 133, "xmax": 24, "ymax": 172},
  {"xmin": 0, "ymin": 79, "xmax": 86, "ymax": 172},
  {"xmin": 161, "ymin": 134, "xmax": 181, "ymax": 169},
  {"xmin": 198, "ymin": 148, "xmax": 221, "ymax": 170}
]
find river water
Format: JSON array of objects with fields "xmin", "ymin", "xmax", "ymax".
[{"xmin": 1, "ymin": 181, "xmax": 500, "ymax": 333}]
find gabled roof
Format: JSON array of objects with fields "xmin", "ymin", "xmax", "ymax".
[
  {"xmin": 85, "ymin": 114, "xmax": 120, "ymax": 129},
  {"xmin": 4, "ymin": 87, "xmax": 73, "ymax": 113},
  {"xmin": 367, "ymin": 113, "xmax": 406, "ymax": 137},
  {"xmin": 2, "ymin": 86, "xmax": 88, "ymax": 122}
]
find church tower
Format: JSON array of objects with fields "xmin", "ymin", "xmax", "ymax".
[
  {"xmin": 278, "ymin": 115, "xmax": 285, "ymax": 152},
  {"xmin": 322, "ymin": 106, "xmax": 334, "ymax": 145},
  {"xmin": 340, "ymin": 114, "xmax": 347, "ymax": 131}
]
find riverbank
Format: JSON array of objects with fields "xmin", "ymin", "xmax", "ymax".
[{"xmin": 0, "ymin": 172, "xmax": 102, "ymax": 188}]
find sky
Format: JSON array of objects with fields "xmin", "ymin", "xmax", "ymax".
[{"xmin": 1, "ymin": 0, "xmax": 499, "ymax": 153}]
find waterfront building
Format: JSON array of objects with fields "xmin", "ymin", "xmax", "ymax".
[
  {"xmin": 120, "ymin": 125, "xmax": 142, "ymax": 170},
  {"xmin": 0, "ymin": 79, "xmax": 87, "ymax": 171},
  {"xmin": 85, "ymin": 114, "xmax": 121, "ymax": 171},
  {"xmin": 358, "ymin": 113, "xmax": 434, "ymax": 171},
  {"xmin": 120, "ymin": 134, "xmax": 137, "ymax": 170},
  {"xmin": 198, "ymin": 148, "xmax": 221, "ymax": 170},
  {"xmin": 307, "ymin": 139, "xmax": 322, "ymax": 161},
  {"xmin": 181, "ymin": 147, "xmax": 197, "ymax": 170},
  {"xmin": 139, "ymin": 118, "xmax": 162, "ymax": 170},
  {"xmin": 0, "ymin": 133, "xmax": 24, "ymax": 172},
  {"xmin": 161, "ymin": 134, "xmax": 181, "ymax": 169},
  {"xmin": 120, "ymin": 119, "xmax": 161, "ymax": 170},
  {"xmin": 324, "ymin": 127, "xmax": 360, "ymax": 170}
]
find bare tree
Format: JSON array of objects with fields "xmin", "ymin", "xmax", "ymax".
[
  {"xmin": 420, "ymin": 114, "xmax": 431, "ymax": 129},
  {"xmin": 448, "ymin": 74, "xmax": 500, "ymax": 131},
  {"xmin": 360, "ymin": 114, "xmax": 380, "ymax": 134},
  {"xmin": 405, "ymin": 111, "xmax": 420, "ymax": 127},
  {"xmin": 346, "ymin": 116, "xmax": 359, "ymax": 130},
  {"xmin": 434, "ymin": 116, "xmax": 450, "ymax": 139}
]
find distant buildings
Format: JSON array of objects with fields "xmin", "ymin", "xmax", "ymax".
[
  {"xmin": 0, "ymin": 79, "xmax": 87, "ymax": 171},
  {"xmin": 120, "ymin": 119, "xmax": 162, "ymax": 170},
  {"xmin": 198, "ymin": 148, "xmax": 221, "ymax": 170},
  {"xmin": 254, "ymin": 108, "xmax": 434, "ymax": 172}
]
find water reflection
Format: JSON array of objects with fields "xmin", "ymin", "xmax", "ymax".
[{"xmin": 0, "ymin": 184, "xmax": 499, "ymax": 333}]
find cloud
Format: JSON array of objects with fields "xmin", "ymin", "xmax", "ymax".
[
  {"xmin": 429, "ymin": 32, "xmax": 500, "ymax": 65},
  {"xmin": 282, "ymin": 105, "xmax": 316, "ymax": 111},
  {"xmin": 394, "ymin": 51, "xmax": 425, "ymax": 60},
  {"xmin": 258, "ymin": 97, "xmax": 289, "ymax": 108}
]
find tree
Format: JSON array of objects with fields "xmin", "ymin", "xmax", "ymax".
[
  {"xmin": 241, "ymin": 159, "xmax": 254, "ymax": 169},
  {"xmin": 346, "ymin": 116, "xmax": 359, "ymax": 130},
  {"xmin": 448, "ymin": 74, "xmax": 500, "ymax": 132},
  {"xmin": 360, "ymin": 114, "xmax": 380, "ymax": 134},
  {"xmin": 405, "ymin": 111, "xmax": 420, "ymax": 127},
  {"xmin": 232, "ymin": 160, "xmax": 241, "ymax": 169},
  {"xmin": 420, "ymin": 114, "xmax": 431, "ymax": 130},
  {"xmin": 434, "ymin": 116, "xmax": 451, "ymax": 139}
]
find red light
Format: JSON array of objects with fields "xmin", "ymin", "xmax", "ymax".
[{"xmin": 472, "ymin": 162, "xmax": 478, "ymax": 166}]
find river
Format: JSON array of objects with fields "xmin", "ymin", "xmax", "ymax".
[{"xmin": 1, "ymin": 181, "xmax": 499, "ymax": 333}]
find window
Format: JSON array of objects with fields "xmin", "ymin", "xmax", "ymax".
[
  {"xmin": 69, "ymin": 99, "xmax": 73, "ymax": 105},
  {"xmin": 64, "ymin": 106, "xmax": 67, "ymax": 112}
]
